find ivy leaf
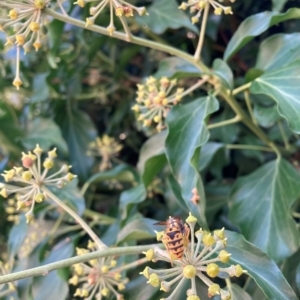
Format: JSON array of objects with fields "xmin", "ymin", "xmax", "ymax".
[
  {"xmin": 135, "ymin": 0, "xmax": 197, "ymax": 34},
  {"xmin": 55, "ymin": 106, "xmax": 97, "ymax": 181},
  {"xmin": 224, "ymin": 8, "xmax": 300, "ymax": 60},
  {"xmin": 230, "ymin": 284, "xmax": 252, "ymax": 300},
  {"xmin": 253, "ymin": 104, "xmax": 280, "ymax": 128},
  {"xmin": 227, "ymin": 231, "xmax": 299, "ymax": 300},
  {"xmin": 212, "ymin": 59, "xmax": 234, "ymax": 90},
  {"xmin": 117, "ymin": 218, "xmax": 156, "ymax": 244},
  {"xmin": 229, "ymin": 159, "xmax": 300, "ymax": 262},
  {"xmin": 272, "ymin": 0, "xmax": 288, "ymax": 11},
  {"xmin": 154, "ymin": 57, "xmax": 201, "ymax": 79},
  {"xmin": 165, "ymin": 95, "xmax": 219, "ymax": 227},
  {"xmin": 20, "ymin": 118, "xmax": 68, "ymax": 154},
  {"xmin": 250, "ymin": 61, "xmax": 300, "ymax": 133},
  {"xmin": 255, "ymin": 33, "xmax": 300, "ymax": 71}
]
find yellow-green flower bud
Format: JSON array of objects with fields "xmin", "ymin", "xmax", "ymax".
[
  {"xmin": 81, "ymin": 289, "xmax": 89, "ymax": 297},
  {"xmin": 187, "ymin": 295, "xmax": 200, "ymax": 300},
  {"xmin": 101, "ymin": 265, "xmax": 109, "ymax": 273},
  {"xmin": 0, "ymin": 188, "xmax": 8, "ymax": 198},
  {"xmin": 206, "ymin": 263, "xmax": 219, "ymax": 278},
  {"xmin": 8, "ymin": 9, "xmax": 18, "ymax": 19},
  {"xmin": 234, "ymin": 264, "xmax": 246, "ymax": 277},
  {"xmin": 33, "ymin": 144, "xmax": 43, "ymax": 155},
  {"xmin": 186, "ymin": 212, "xmax": 197, "ymax": 224},
  {"xmin": 183, "ymin": 265, "xmax": 196, "ymax": 279},
  {"xmin": 115, "ymin": 6, "xmax": 124, "ymax": 17},
  {"xmin": 74, "ymin": 0, "xmax": 85, "ymax": 7},
  {"xmin": 143, "ymin": 249, "xmax": 155, "ymax": 261},
  {"xmin": 214, "ymin": 228, "xmax": 225, "ymax": 240},
  {"xmin": 29, "ymin": 22, "xmax": 40, "ymax": 32},
  {"xmin": 22, "ymin": 171, "xmax": 32, "ymax": 181},
  {"xmin": 224, "ymin": 7, "xmax": 233, "ymax": 14},
  {"xmin": 214, "ymin": 7, "xmax": 223, "ymax": 15},
  {"xmin": 34, "ymin": 0, "xmax": 46, "ymax": 9},
  {"xmin": 140, "ymin": 266, "xmax": 150, "ymax": 279},
  {"xmin": 147, "ymin": 273, "xmax": 160, "ymax": 287},
  {"xmin": 87, "ymin": 240, "xmax": 96, "ymax": 249},
  {"xmin": 101, "ymin": 288, "xmax": 110, "ymax": 297},
  {"xmin": 74, "ymin": 264, "xmax": 84, "ymax": 275},
  {"xmin": 48, "ymin": 148, "xmax": 57, "ymax": 158},
  {"xmin": 89, "ymin": 259, "xmax": 98, "ymax": 266},
  {"xmin": 68, "ymin": 275, "xmax": 79, "ymax": 285},
  {"xmin": 131, "ymin": 104, "xmax": 140, "ymax": 112},
  {"xmin": 208, "ymin": 283, "xmax": 220, "ymax": 296},
  {"xmin": 118, "ymin": 283, "xmax": 125, "ymax": 291},
  {"xmin": 202, "ymin": 233, "xmax": 215, "ymax": 247},
  {"xmin": 66, "ymin": 172, "xmax": 76, "ymax": 181},
  {"xmin": 155, "ymin": 231, "xmax": 165, "ymax": 241},
  {"xmin": 35, "ymin": 193, "xmax": 44, "ymax": 203},
  {"xmin": 220, "ymin": 289, "xmax": 231, "ymax": 300},
  {"xmin": 110, "ymin": 259, "xmax": 117, "ymax": 267},
  {"xmin": 160, "ymin": 281, "xmax": 170, "ymax": 292},
  {"xmin": 114, "ymin": 273, "xmax": 122, "ymax": 280},
  {"xmin": 5, "ymin": 207, "xmax": 15, "ymax": 214},
  {"xmin": 219, "ymin": 250, "xmax": 231, "ymax": 263},
  {"xmin": 43, "ymin": 159, "xmax": 53, "ymax": 169},
  {"xmin": 25, "ymin": 212, "xmax": 34, "ymax": 223}
]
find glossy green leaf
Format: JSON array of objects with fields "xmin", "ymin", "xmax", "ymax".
[
  {"xmin": 137, "ymin": 131, "xmax": 166, "ymax": 186},
  {"xmin": 253, "ymin": 104, "xmax": 280, "ymax": 128},
  {"xmin": 165, "ymin": 95, "xmax": 219, "ymax": 227},
  {"xmin": 135, "ymin": 0, "xmax": 197, "ymax": 34},
  {"xmin": 212, "ymin": 59, "xmax": 233, "ymax": 90},
  {"xmin": 255, "ymin": 33, "xmax": 300, "ymax": 71},
  {"xmin": 154, "ymin": 57, "xmax": 201, "ymax": 79},
  {"xmin": 125, "ymin": 276, "xmax": 159, "ymax": 300},
  {"xmin": 20, "ymin": 118, "xmax": 68, "ymax": 154},
  {"xmin": 272, "ymin": 0, "xmax": 288, "ymax": 11},
  {"xmin": 224, "ymin": 8, "xmax": 300, "ymax": 60},
  {"xmin": 50, "ymin": 178, "xmax": 85, "ymax": 216},
  {"xmin": 81, "ymin": 164, "xmax": 137, "ymax": 195},
  {"xmin": 117, "ymin": 218, "xmax": 156, "ymax": 243},
  {"xmin": 250, "ymin": 61, "xmax": 300, "ymax": 133},
  {"xmin": 199, "ymin": 142, "xmax": 224, "ymax": 171},
  {"xmin": 55, "ymin": 106, "xmax": 97, "ymax": 181},
  {"xmin": 229, "ymin": 159, "xmax": 300, "ymax": 262},
  {"xmin": 230, "ymin": 284, "xmax": 252, "ymax": 300},
  {"xmin": 226, "ymin": 231, "xmax": 298, "ymax": 300},
  {"xmin": 31, "ymin": 239, "xmax": 74, "ymax": 300},
  {"xmin": 31, "ymin": 73, "xmax": 50, "ymax": 103}
]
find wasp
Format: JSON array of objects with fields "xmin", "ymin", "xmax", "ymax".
[{"xmin": 154, "ymin": 216, "xmax": 190, "ymax": 260}]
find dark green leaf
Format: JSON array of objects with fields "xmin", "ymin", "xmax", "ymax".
[
  {"xmin": 199, "ymin": 142, "xmax": 224, "ymax": 171},
  {"xmin": 212, "ymin": 59, "xmax": 234, "ymax": 90},
  {"xmin": 20, "ymin": 118, "xmax": 68, "ymax": 154},
  {"xmin": 230, "ymin": 284, "xmax": 252, "ymax": 300},
  {"xmin": 117, "ymin": 218, "xmax": 156, "ymax": 243},
  {"xmin": 253, "ymin": 104, "xmax": 280, "ymax": 128},
  {"xmin": 224, "ymin": 8, "xmax": 300, "ymax": 60},
  {"xmin": 55, "ymin": 107, "xmax": 97, "ymax": 181},
  {"xmin": 250, "ymin": 61, "xmax": 300, "ymax": 133},
  {"xmin": 135, "ymin": 0, "xmax": 197, "ymax": 34},
  {"xmin": 226, "ymin": 231, "xmax": 298, "ymax": 300},
  {"xmin": 31, "ymin": 239, "xmax": 74, "ymax": 300},
  {"xmin": 137, "ymin": 131, "xmax": 166, "ymax": 186},
  {"xmin": 154, "ymin": 57, "xmax": 201, "ymax": 79},
  {"xmin": 166, "ymin": 95, "xmax": 219, "ymax": 227},
  {"xmin": 229, "ymin": 159, "xmax": 300, "ymax": 262},
  {"xmin": 31, "ymin": 73, "xmax": 49, "ymax": 103},
  {"xmin": 255, "ymin": 33, "xmax": 300, "ymax": 71}
]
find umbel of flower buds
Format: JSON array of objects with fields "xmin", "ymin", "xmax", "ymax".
[
  {"xmin": 0, "ymin": 144, "xmax": 76, "ymax": 223},
  {"xmin": 140, "ymin": 212, "xmax": 247, "ymax": 300}
]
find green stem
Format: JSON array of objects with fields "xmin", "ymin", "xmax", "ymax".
[
  {"xmin": 113, "ymin": 257, "xmax": 148, "ymax": 273},
  {"xmin": 42, "ymin": 187, "xmax": 107, "ymax": 250},
  {"xmin": 0, "ymin": 288, "xmax": 13, "ymax": 297},
  {"xmin": 232, "ymin": 82, "xmax": 252, "ymax": 95},
  {"xmin": 278, "ymin": 120, "xmax": 290, "ymax": 150},
  {"xmin": 194, "ymin": 3, "xmax": 210, "ymax": 60},
  {"xmin": 83, "ymin": 208, "xmax": 116, "ymax": 224},
  {"xmin": 0, "ymin": 244, "xmax": 158, "ymax": 284},
  {"xmin": 225, "ymin": 144, "xmax": 274, "ymax": 152},
  {"xmin": 244, "ymin": 91, "xmax": 257, "ymax": 126},
  {"xmin": 44, "ymin": 8, "xmax": 210, "ymax": 74},
  {"xmin": 207, "ymin": 115, "xmax": 241, "ymax": 129}
]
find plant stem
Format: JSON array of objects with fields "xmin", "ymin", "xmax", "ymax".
[
  {"xmin": 0, "ymin": 288, "xmax": 13, "ymax": 298},
  {"xmin": 44, "ymin": 8, "xmax": 210, "ymax": 74},
  {"xmin": 207, "ymin": 115, "xmax": 241, "ymax": 129},
  {"xmin": 225, "ymin": 144, "xmax": 274, "ymax": 152},
  {"xmin": 113, "ymin": 257, "xmax": 149, "ymax": 273},
  {"xmin": 0, "ymin": 244, "xmax": 158, "ymax": 284},
  {"xmin": 244, "ymin": 91, "xmax": 257, "ymax": 125},
  {"xmin": 232, "ymin": 82, "xmax": 252, "ymax": 95},
  {"xmin": 83, "ymin": 208, "xmax": 116, "ymax": 224},
  {"xmin": 278, "ymin": 120, "xmax": 290, "ymax": 150},
  {"xmin": 42, "ymin": 187, "xmax": 107, "ymax": 250},
  {"xmin": 194, "ymin": 4, "xmax": 210, "ymax": 60}
]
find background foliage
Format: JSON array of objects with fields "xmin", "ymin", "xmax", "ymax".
[{"xmin": 1, "ymin": 0, "xmax": 300, "ymax": 299}]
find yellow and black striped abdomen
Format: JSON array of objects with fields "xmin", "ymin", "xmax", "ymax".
[{"xmin": 165, "ymin": 230, "xmax": 185, "ymax": 259}]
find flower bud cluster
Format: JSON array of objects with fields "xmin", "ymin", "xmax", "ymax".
[
  {"xmin": 0, "ymin": 0, "xmax": 50, "ymax": 89},
  {"xmin": 87, "ymin": 135, "xmax": 123, "ymax": 172},
  {"xmin": 0, "ymin": 259, "xmax": 15, "ymax": 293},
  {"xmin": 140, "ymin": 212, "xmax": 247, "ymax": 300},
  {"xmin": 0, "ymin": 144, "xmax": 76, "ymax": 223},
  {"xmin": 179, "ymin": 0, "xmax": 236, "ymax": 24},
  {"xmin": 69, "ymin": 240, "xmax": 127, "ymax": 300},
  {"xmin": 132, "ymin": 77, "xmax": 186, "ymax": 132},
  {"xmin": 73, "ymin": 0, "xmax": 147, "ymax": 36}
]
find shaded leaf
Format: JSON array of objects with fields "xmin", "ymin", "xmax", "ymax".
[
  {"xmin": 250, "ymin": 61, "xmax": 300, "ymax": 133},
  {"xmin": 135, "ymin": 0, "xmax": 197, "ymax": 34},
  {"xmin": 55, "ymin": 106, "xmax": 97, "ymax": 181},
  {"xmin": 255, "ymin": 33, "xmax": 300, "ymax": 71},
  {"xmin": 31, "ymin": 73, "xmax": 49, "ymax": 103},
  {"xmin": 199, "ymin": 142, "xmax": 224, "ymax": 171},
  {"xmin": 224, "ymin": 8, "xmax": 300, "ymax": 60},
  {"xmin": 272, "ymin": 0, "xmax": 288, "ymax": 11},
  {"xmin": 212, "ymin": 59, "xmax": 233, "ymax": 90},
  {"xmin": 229, "ymin": 159, "xmax": 300, "ymax": 262},
  {"xmin": 166, "ymin": 95, "xmax": 219, "ymax": 227},
  {"xmin": 31, "ymin": 239, "xmax": 74, "ymax": 300},
  {"xmin": 253, "ymin": 104, "xmax": 280, "ymax": 128},
  {"xmin": 117, "ymin": 218, "xmax": 156, "ymax": 243},
  {"xmin": 20, "ymin": 118, "xmax": 68, "ymax": 154},
  {"xmin": 226, "ymin": 231, "xmax": 298, "ymax": 300},
  {"xmin": 230, "ymin": 284, "xmax": 252, "ymax": 300},
  {"xmin": 154, "ymin": 57, "xmax": 201, "ymax": 79}
]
